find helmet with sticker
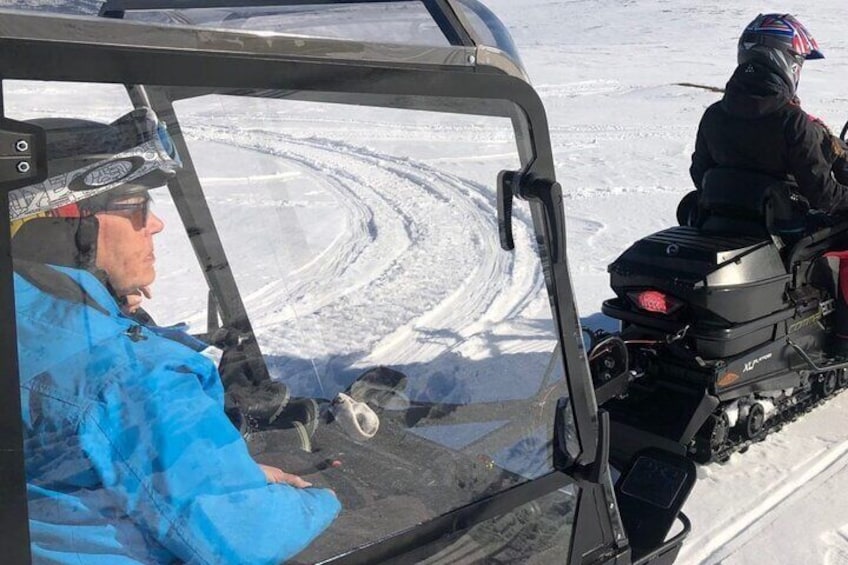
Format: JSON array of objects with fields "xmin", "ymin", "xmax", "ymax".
[
  {"xmin": 9, "ymin": 107, "xmax": 180, "ymax": 269},
  {"xmin": 738, "ymin": 14, "xmax": 824, "ymax": 90}
]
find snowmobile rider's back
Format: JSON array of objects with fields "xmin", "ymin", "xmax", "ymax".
[
  {"xmin": 690, "ymin": 13, "xmax": 848, "ymax": 212},
  {"xmin": 688, "ymin": 13, "xmax": 848, "ymax": 350}
]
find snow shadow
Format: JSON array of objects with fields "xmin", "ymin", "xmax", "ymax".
[{"xmin": 580, "ymin": 311, "xmax": 619, "ymax": 334}]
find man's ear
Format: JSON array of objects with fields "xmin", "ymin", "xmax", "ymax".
[{"xmin": 75, "ymin": 215, "xmax": 99, "ymax": 269}]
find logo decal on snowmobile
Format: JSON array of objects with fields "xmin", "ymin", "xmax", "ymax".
[
  {"xmin": 717, "ymin": 372, "xmax": 740, "ymax": 388},
  {"xmin": 788, "ymin": 311, "xmax": 824, "ymax": 333},
  {"xmin": 743, "ymin": 352, "xmax": 773, "ymax": 373}
]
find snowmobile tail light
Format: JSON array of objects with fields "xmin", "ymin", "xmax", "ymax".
[{"xmin": 629, "ymin": 290, "xmax": 683, "ymax": 315}]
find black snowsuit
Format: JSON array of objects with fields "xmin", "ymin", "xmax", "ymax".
[
  {"xmin": 690, "ymin": 61, "xmax": 848, "ymax": 346},
  {"xmin": 690, "ymin": 61, "xmax": 848, "ymax": 213}
]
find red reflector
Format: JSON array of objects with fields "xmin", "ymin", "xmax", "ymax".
[{"xmin": 631, "ymin": 290, "xmax": 680, "ymax": 314}]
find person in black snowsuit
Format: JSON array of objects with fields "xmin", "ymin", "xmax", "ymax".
[
  {"xmin": 689, "ymin": 13, "xmax": 848, "ymax": 352},
  {"xmin": 690, "ymin": 14, "xmax": 848, "ymax": 212},
  {"xmin": 690, "ymin": 70, "xmax": 848, "ymax": 211},
  {"xmin": 820, "ymin": 122, "xmax": 848, "ymax": 186}
]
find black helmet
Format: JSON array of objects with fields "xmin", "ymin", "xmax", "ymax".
[
  {"xmin": 9, "ymin": 107, "xmax": 180, "ymax": 269},
  {"xmin": 738, "ymin": 14, "xmax": 824, "ymax": 91}
]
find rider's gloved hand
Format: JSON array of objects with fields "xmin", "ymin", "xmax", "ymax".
[{"xmin": 806, "ymin": 209, "xmax": 837, "ymax": 230}]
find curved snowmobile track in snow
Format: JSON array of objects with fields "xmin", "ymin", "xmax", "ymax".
[{"xmin": 191, "ymin": 126, "xmax": 543, "ymax": 385}]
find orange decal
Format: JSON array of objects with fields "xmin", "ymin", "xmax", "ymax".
[{"xmin": 717, "ymin": 372, "xmax": 740, "ymax": 388}]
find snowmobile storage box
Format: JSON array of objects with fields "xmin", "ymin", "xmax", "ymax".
[{"xmin": 607, "ymin": 227, "xmax": 791, "ymax": 354}]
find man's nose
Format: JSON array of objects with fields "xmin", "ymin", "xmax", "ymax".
[{"xmin": 146, "ymin": 210, "xmax": 165, "ymax": 234}]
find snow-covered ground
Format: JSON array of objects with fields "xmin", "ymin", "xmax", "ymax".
[{"xmin": 4, "ymin": 0, "xmax": 848, "ymax": 563}]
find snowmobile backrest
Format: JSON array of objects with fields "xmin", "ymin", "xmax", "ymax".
[{"xmin": 697, "ymin": 168, "xmax": 808, "ymax": 238}]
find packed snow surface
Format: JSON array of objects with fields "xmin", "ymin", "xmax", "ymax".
[{"xmin": 4, "ymin": 0, "xmax": 848, "ymax": 563}]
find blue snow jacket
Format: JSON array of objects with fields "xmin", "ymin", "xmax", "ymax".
[{"xmin": 14, "ymin": 264, "xmax": 340, "ymax": 564}]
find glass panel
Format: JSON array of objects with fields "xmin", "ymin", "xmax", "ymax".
[
  {"xmin": 124, "ymin": 2, "xmax": 450, "ymax": 47},
  {"xmin": 416, "ymin": 486, "xmax": 576, "ymax": 564},
  {"xmin": 174, "ymin": 93, "xmax": 572, "ymax": 560},
  {"xmin": 456, "ymin": 0, "xmax": 525, "ymax": 68},
  {"xmin": 8, "ymin": 80, "xmax": 576, "ymax": 563}
]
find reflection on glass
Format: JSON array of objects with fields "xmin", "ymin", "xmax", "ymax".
[
  {"xmin": 415, "ymin": 486, "xmax": 577, "ymax": 565},
  {"xmin": 177, "ymin": 94, "xmax": 574, "ymax": 559},
  {"xmin": 126, "ymin": 2, "xmax": 449, "ymax": 46}
]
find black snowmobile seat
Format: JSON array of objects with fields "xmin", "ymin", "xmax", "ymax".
[{"xmin": 692, "ymin": 168, "xmax": 808, "ymax": 240}]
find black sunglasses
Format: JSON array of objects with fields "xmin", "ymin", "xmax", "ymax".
[{"xmin": 102, "ymin": 194, "xmax": 153, "ymax": 226}]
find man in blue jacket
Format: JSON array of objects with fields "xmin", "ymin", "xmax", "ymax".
[{"xmin": 11, "ymin": 108, "xmax": 340, "ymax": 564}]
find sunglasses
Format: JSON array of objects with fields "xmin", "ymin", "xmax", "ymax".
[{"xmin": 102, "ymin": 195, "xmax": 153, "ymax": 226}]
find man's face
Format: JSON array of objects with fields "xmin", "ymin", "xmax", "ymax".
[{"xmin": 94, "ymin": 194, "xmax": 165, "ymax": 295}]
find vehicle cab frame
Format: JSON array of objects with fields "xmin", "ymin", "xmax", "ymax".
[{"xmin": 0, "ymin": 2, "xmax": 691, "ymax": 563}]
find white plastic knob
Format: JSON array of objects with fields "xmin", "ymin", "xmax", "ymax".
[{"xmin": 331, "ymin": 392, "xmax": 380, "ymax": 441}]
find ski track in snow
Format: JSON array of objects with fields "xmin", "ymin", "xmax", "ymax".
[
  {"xmin": 824, "ymin": 527, "xmax": 848, "ymax": 565},
  {"xmin": 191, "ymin": 126, "xmax": 544, "ymax": 390},
  {"xmin": 684, "ymin": 434, "xmax": 848, "ymax": 564}
]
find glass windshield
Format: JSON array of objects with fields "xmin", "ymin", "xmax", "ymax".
[
  {"xmin": 456, "ymin": 0, "xmax": 525, "ymax": 67},
  {"xmin": 123, "ymin": 2, "xmax": 449, "ymax": 47},
  {"xmin": 119, "ymin": 1, "xmax": 526, "ymax": 73},
  {"xmin": 6, "ymin": 80, "xmax": 576, "ymax": 563}
]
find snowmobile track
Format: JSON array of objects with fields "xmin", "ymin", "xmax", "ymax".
[
  {"xmin": 188, "ymin": 126, "xmax": 544, "ymax": 393},
  {"xmin": 703, "ymin": 381, "xmax": 848, "ymax": 465}
]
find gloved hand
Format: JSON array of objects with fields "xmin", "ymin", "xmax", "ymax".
[
  {"xmin": 224, "ymin": 380, "xmax": 291, "ymax": 430},
  {"xmin": 216, "ymin": 330, "xmax": 273, "ymax": 392},
  {"xmin": 807, "ymin": 209, "xmax": 837, "ymax": 230}
]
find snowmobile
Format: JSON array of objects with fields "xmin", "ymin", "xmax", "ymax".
[
  {"xmin": 0, "ymin": 1, "xmax": 700, "ymax": 564},
  {"xmin": 588, "ymin": 118, "xmax": 848, "ymax": 465}
]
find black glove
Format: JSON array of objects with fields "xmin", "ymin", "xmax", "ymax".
[{"xmin": 224, "ymin": 380, "xmax": 291, "ymax": 428}]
